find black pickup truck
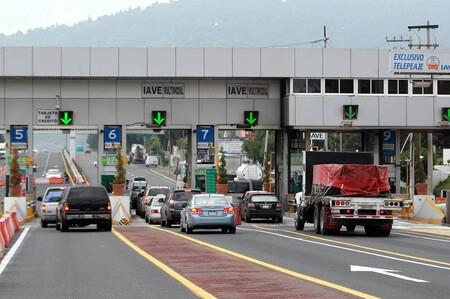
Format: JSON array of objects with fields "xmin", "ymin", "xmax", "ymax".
[{"xmin": 56, "ymin": 186, "xmax": 112, "ymax": 232}]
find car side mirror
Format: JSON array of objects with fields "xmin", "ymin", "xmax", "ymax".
[{"xmin": 37, "ymin": 196, "xmax": 43, "ymax": 202}]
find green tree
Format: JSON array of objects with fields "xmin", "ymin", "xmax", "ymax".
[
  {"xmin": 217, "ymin": 147, "xmax": 228, "ymax": 184},
  {"xmin": 177, "ymin": 135, "xmax": 189, "ymax": 151},
  {"xmin": 10, "ymin": 149, "xmax": 21, "ymax": 188},
  {"xmin": 113, "ymin": 146, "xmax": 126, "ymax": 184},
  {"xmin": 242, "ymin": 131, "xmax": 275, "ymax": 164},
  {"xmin": 147, "ymin": 135, "xmax": 161, "ymax": 154}
]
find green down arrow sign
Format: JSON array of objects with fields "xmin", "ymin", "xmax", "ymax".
[
  {"xmin": 244, "ymin": 111, "xmax": 259, "ymax": 126},
  {"xmin": 343, "ymin": 105, "xmax": 358, "ymax": 120},
  {"xmin": 442, "ymin": 107, "xmax": 450, "ymax": 121},
  {"xmin": 59, "ymin": 111, "xmax": 73, "ymax": 126},
  {"xmin": 152, "ymin": 111, "xmax": 166, "ymax": 126}
]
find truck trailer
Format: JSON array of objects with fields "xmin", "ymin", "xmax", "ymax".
[{"xmin": 294, "ymin": 151, "xmax": 402, "ymax": 236}]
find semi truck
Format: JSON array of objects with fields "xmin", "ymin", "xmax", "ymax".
[
  {"xmin": 129, "ymin": 144, "xmax": 146, "ymax": 164},
  {"xmin": 294, "ymin": 151, "xmax": 402, "ymax": 236}
]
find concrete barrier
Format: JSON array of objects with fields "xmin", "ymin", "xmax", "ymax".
[
  {"xmin": 110, "ymin": 196, "xmax": 131, "ymax": 225},
  {"xmin": 412, "ymin": 195, "xmax": 445, "ymax": 225},
  {"xmin": 0, "ymin": 217, "xmax": 12, "ymax": 247},
  {"xmin": 3, "ymin": 197, "xmax": 27, "ymax": 224}
]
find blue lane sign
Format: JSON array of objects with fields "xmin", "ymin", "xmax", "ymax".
[
  {"xmin": 197, "ymin": 125, "xmax": 214, "ymax": 151},
  {"xmin": 104, "ymin": 125, "xmax": 122, "ymax": 151},
  {"xmin": 10, "ymin": 125, "xmax": 28, "ymax": 150}
]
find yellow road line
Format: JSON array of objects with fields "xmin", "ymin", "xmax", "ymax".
[
  {"xmin": 253, "ymin": 225, "xmax": 450, "ymax": 267},
  {"xmin": 60, "ymin": 152, "xmax": 74, "ymax": 186},
  {"xmin": 150, "ymin": 226, "xmax": 378, "ymax": 299},
  {"xmin": 112, "ymin": 228, "xmax": 216, "ymax": 299},
  {"xmin": 398, "ymin": 229, "xmax": 450, "ymax": 240}
]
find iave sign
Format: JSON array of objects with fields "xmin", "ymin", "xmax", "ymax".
[{"xmin": 310, "ymin": 132, "xmax": 326, "ymax": 140}]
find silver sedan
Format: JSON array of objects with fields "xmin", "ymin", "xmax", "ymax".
[{"xmin": 180, "ymin": 194, "xmax": 236, "ymax": 234}]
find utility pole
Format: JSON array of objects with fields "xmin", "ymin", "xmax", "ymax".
[
  {"xmin": 323, "ymin": 26, "xmax": 329, "ymax": 48},
  {"xmin": 407, "ymin": 21, "xmax": 439, "ymax": 49},
  {"xmin": 385, "ymin": 35, "xmax": 411, "ymax": 48}
]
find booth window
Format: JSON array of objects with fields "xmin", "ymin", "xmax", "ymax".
[
  {"xmin": 340, "ymin": 79, "xmax": 354, "ymax": 94},
  {"xmin": 413, "ymin": 80, "xmax": 433, "ymax": 95},
  {"xmin": 371, "ymin": 80, "xmax": 384, "ymax": 94},
  {"xmin": 438, "ymin": 80, "xmax": 450, "ymax": 95},
  {"xmin": 388, "ymin": 80, "xmax": 408, "ymax": 95},
  {"xmin": 292, "ymin": 79, "xmax": 321, "ymax": 94},
  {"xmin": 325, "ymin": 79, "xmax": 339, "ymax": 93},
  {"xmin": 358, "ymin": 80, "xmax": 371, "ymax": 94}
]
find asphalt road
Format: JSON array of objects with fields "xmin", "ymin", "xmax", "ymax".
[
  {"xmin": 0, "ymin": 221, "xmax": 195, "ymax": 299},
  {"xmin": 75, "ymin": 151, "xmax": 99, "ymax": 185},
  {"xmin": 126, "ymin": 163, "xmax": 176, "ymax": 189},
  {"xmin": 35, "ymin": 151, "xmax": 71, "ymax": 198},
  {"xmin": 157, "ymin": 219, "xmax": 450, "ymax": 299}
]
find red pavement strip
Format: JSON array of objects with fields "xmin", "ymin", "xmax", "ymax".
[{"xmin": 114, "ymin": 226, "xmax": 358, "ymax": 299}]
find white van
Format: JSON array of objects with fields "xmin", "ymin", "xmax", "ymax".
[{"xmin": 145, "ymin": 155, "xmax": 159, "ymax": 167}]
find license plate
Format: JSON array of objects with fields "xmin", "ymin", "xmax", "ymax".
[
  {"xmin": 208, "ymin": 211, "xmax": 217, "ymax": 216},
  {"xmin": 261, "ymin": 205, "xmax": 271, "ymax": 209},
  {"xmin": 82, "ymin": 214, "xmax": 93, "ymax": 219}
]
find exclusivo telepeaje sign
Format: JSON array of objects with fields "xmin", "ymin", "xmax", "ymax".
[{"xmin": 390, "ymin": 50, "xmax": 450, "ymax": 73}]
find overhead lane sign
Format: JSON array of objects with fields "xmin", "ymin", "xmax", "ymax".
[
  {"xmin": 390, "ymin": 50, "xmax": 450, "ymax": 73},
  {"xmin": 59, "ymin": 111, "xmax": 73, "ymax": 126},
  {"xmin": 343, "ymin": 105, "xmax": 358, "ymax": 120}
]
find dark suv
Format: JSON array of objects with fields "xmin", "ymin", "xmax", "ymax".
[
  {"xmin": 56, "ymin": 186, "xmax": 112, "ymax": 232},
  {"xmin": 160, "ymin": 189, "xmax": 201, "ymax": 227},
  {"xmin": 240, "ymin": 191, "xmax": 283, "ymax": 223}
]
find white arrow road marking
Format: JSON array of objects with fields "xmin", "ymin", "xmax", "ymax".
[{"xmin": 350, "ymin": 265, "xmax": 429, "ymax": 283}]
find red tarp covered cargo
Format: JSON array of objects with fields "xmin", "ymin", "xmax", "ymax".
[{"xmin": 312, "ymin": 164, "xmax": 390, "ymax": 196}]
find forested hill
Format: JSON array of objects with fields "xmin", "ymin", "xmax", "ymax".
[{"xmin": 0, "ymin": 0, "xmax": 449, "ymax": 48}]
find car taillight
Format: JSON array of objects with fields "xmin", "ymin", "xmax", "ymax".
[
  {"xmin": 276, "ymin": 203, "xmax": 282, "ymax": 209},
  {"xmin": 380, "ymin": 210, "xmax": 392, "ymax": 215},
  {"xmin": 64, "ymin": 202, "xmax": 70, "ymax": 213},
  {"xmin": 191, "ymin": 208, "xmax": 203, "ymax": 214},
  {"xmin": 41, "ymin": 204, "xmax": 46, "ymax": 212},
  {"xmin": 223, "ymin": 207, "xmax": 234, "ymax": 214},
  {"xmin": 107, "ymin": 202, "xmax": 112, "ymax": 211},
  {"xmin": 247, "ymin": 203, "xmax": 256, "ymax": 208},
  {"xmin": 151, "ymin": 209, "xmax": 159, "ymax": 213}
]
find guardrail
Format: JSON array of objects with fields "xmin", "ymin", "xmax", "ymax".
[{"xmin": 62, "ymin": 149, "xmax": 84, "ymax": 186}]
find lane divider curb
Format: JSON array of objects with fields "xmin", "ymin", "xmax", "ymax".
[
  {"xmin": 112, "ymin": 228, "xmax": 216, "ymax": 299},
  {"xmin": 150, "ymin": 226, "xmax": 378, "ymax": 299}
]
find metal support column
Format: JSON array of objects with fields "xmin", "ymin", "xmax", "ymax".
[
  {"xmin": 190, "ymin": 125, "xmax": 197, "ymax": 189},
  {"xmin": 395, "ymin": 130, "xmax": 401, "ymax": 194},
  {"xmin": 427, "ymin": 133, "xmax": 433, "ymax": 195}
]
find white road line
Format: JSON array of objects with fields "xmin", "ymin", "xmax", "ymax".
[
  {"xmin": 0, "ymin": 227, "xmax": 30, "ymax": 275},
  {"xmin": 238, "ymin": 227, "xmax": 450, "ymax": 271},
  {"xmin": 392, "ymin": 232, "xmax": 450, "ymax": 243}
]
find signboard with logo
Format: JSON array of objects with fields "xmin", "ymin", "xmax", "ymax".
[
  {"xmin": 310, "ymin": 132, "xmax": 326, "ymax": 140},
  {"xmin": 197, "ymin": 125, "xmax": 214, "ymax": 152},
  {"xmin": 390, "ymin": 50, "xmax": 450, "ymax": 73},
  {"xmin": 10, "ymin": 125, "xmax": 28, "ymax": 150},
  {"xmin": 37, "ymin": 110, "xmax": 59, "ymax": 125},
  {"xmin": 142, "ymin": 82, "xmax": 185, "ymax": 98},
  {"xmin": 104, "ymin": 125, "xmax": 122, "ymax": 151},
  {"xmin": 227, "ymin": 84, "xmax": 269, "ymax": 98}
]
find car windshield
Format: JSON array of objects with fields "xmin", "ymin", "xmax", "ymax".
[
  {"xmin": 173, "ymin": 191, "xmax": 200, "ymax": 201},
  {"xmin": 148, "ymin": 188, "xmax": 169, "ymax": 196},
  {"xmin": 251, "ymin": 195, "xmax": 278, "ymax": 202},
  {"xmin": 133, "ymin": 177, "xmax": 146, "ymax": 181},
  {"xmin": 194, "ymin": 196, "xmax": 229, "ymax": 206},
  {"xmin": 44, "ymin": 190, "xmax": 63, "ymax": 203},
  {"xmin": 151, "ymin": 197, "xmax": 164, "ymax": 206},
  {"xmin": 47, "ymin": 169, "xmax": 60, "ymax": 174}
]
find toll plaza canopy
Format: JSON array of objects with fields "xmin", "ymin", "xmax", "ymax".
[{"xmin": 312, "ymin": 164, "xmax": 390, "ymax": 196}]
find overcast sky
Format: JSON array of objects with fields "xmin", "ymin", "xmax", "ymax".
[{"xmin": 0, "ymin": 0, "xmax": 169, "ymax": 35}]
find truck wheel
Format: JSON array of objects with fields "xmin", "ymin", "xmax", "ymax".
[
  {"xmin": 313, "ymin": 205, "xmax": 321, "ymax": 234},
  {"xmin": 166, "ymin": 220, "xmax": 172, "ymax": 228},
  {"xmin": 278, "ymin": 216, "xmax": 283, "ymax": 223},
  {"xmin": 229, "ymin": 226, "xmax": 236, "ymax": 234},
  {"xmin": 295, "ymin": 213, "xmax": 305, "ymax": 231},
  {"xmin": 56, "ymin": 220, "xmax": 61, "ymax": 231},
  {"xmin": 364, "ymin": 225, "xmax": 378, "ymax": 236},
  {"xmin": 377, "ymin": 223, "xmax": 392, "ymax": 237},
  {"xmin": 345, "ymin": 225, "xmax": 356, "ymax": 232}
]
